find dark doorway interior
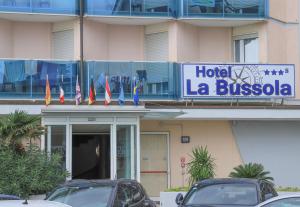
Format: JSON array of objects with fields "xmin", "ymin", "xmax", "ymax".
[{"xmin": 72, "ymin": 134, "xmax": 110, "ymax": 179}]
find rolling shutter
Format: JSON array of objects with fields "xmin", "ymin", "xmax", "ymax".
[
  {"xmin": 52, "ymin": 29, "xmax": 74, "ymax": 60},
  {"xmin": 144, "ymin": 32, "xmax": 168, "ymax": 61}
]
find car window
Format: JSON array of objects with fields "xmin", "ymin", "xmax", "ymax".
[
  {"xmin": 114, "ymin": 184, "xmax": 132, "ymax": 207},
  {"xmin": 128, "ymin": 183, "xmax": 144, "ymax": 204},
  {"xmin": 262, "ymin": 197, "xmax": 300, "ymax": 207},
  {"xmin": 47, "ymin": 185, "xmax": 113, "ymax": 207},
  {"xmin": 261, "ymin": 182, "xmax": 276, "ymax": 201},
  {"xmin": 184, "ymin": 183, "xmax": 259, "ymax": 206}
]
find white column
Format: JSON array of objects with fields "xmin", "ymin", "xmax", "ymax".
[
  {"xmin": 136, "ymin": 117, "xmax": 141, "ymax": 182},
  {"xmin": 41, "ymin": 118, "xmax": 45, "ymax": 151},
  {"xmin": 130, "ymin": 125, "xmax": 135, "ymax": 179},
  {"xmin": 66, "ymin": 123, "xmax": 72, "ymax": 180},
  {"xmin": 47, "ymin": 126, "xmax": 51, "ymax": 154},
  {"xmin": 111, "ymin": 123, "xmax": 117, "ymax": 180}
]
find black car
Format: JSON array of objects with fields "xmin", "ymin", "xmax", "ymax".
[
  {"xmin": 0, "ymin": 194, "xmax": 20, "ymax": 200},
  {"xmin": 176, "ymin": 178, "xmax": 278, "ymax": 207},
  {"xmin": 46, "ymin": 179, "xmax": 156, "ymax": 207}
]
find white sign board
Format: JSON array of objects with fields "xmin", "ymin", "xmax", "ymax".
[
  {"xmin": 182, "ymin": 64, "xmax": 295, "ymax": 98},
  {"xmin": 191, "ymin": 0, "xmax": 215, "ymax": 7}
]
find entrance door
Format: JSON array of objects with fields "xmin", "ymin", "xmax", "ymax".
[
  {"xmin": 72, "ymin": 125, "xmax": 111, "ymax": 180},
  {"xmin": 72, "ymin": 134, "xmax": 110, "ymax": 179},
  {"xmin": 140, "ymin": 133, "xmax": 169, "ymax": 197}
]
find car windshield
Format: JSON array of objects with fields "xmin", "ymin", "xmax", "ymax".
[
  {"xmin": 183, "ymin": 183, "xmax": 258, "ymax": 206},
  {"xmin": 47, "ymin": 185, "xmax": 113, "ymax": 207}
]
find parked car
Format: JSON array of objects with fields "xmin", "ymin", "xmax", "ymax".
[
  {"xmin": 46, "ymin": 179, "xmax": 156, "ymax": 207},
  {"xmin": 0, "ymin": 194, "xmax": 20, "ymax": 200},
  {"xmin": 176, "ymin": 178, "xmax": 278, "ymax": 207},
  {"xmin": 255, "ymin": 194, "xmax": 300, "ymax": 207},
  {"xmin": 0, "ymin": 200, "xmax": 71, "ymax": 207}
]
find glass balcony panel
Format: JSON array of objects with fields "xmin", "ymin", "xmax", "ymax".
[
  {"xmin": 85, "ymin": 0, "xmax": 175, "ymax": 17},
  {"xmin": 0, "ymin": 60, "xmax": 31, "ymax": 98},
  {"xmin": 0, "ymin": 59, "xmax": 78, "ymax": 99},
  {"xmin": 0, "ymin": 0, "xmax": 78, "ymax": 15},
  {"xmin": 85, "ymin": 61, "xmax": 177, "ymax": 100},
  {"xmin": 31, "ymin": 60, "xmax": 78, "ymax": 99},
  {"xmin": 181, "ymin": 0, "xmax": 266, "ymax": 18}
]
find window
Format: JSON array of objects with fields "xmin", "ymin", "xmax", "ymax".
[
  {"xmin": 263, "ymin": 197, "xmax": 300, "ymax": 207},
  {"xmin": 114, "ymin": 184, "xmax": 132, "ymax": 207},
  {"xmin": 234, "ymin": 37, "xmax": 259, "ymax": 63}
]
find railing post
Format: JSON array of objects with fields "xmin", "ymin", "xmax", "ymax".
[
  {"xmin": 129, "ymin": 0, "xmax": 132, "ymax": 15},
  {"xmin": 222, "ymin": 0, "xmax": 225, "ymax": 17}
]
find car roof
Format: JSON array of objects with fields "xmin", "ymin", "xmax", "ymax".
[
  {"xmin": 194, "ymin": 178, "xmax": 263, "ymax": 186},
  {"xmin": 58, "ymin": 179, "xmax": 137, "ymax": 188},
  {"xmin": 0, "ymin": 200, "xmax": 71, "ymax": 207},
  {"xmin": 256, "ymin": 193, "xmax": 300, "ymax": 206},
  {"xmin": 0, "ymin": 194, "xmax": 20, "ymax": 200}
]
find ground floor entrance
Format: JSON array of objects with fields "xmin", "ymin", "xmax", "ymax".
[
  {"xmin": 41, "ymin": 107, "xmax": 171, "ymax": 198},
  {"xmin": 42, "ymin": 107, "xmax": 143, "ymax": 182}
]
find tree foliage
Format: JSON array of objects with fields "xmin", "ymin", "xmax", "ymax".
[
  {"xmin": 0, "ymin": 110, "xmax": 45, "ymax": 151},
  {"xmin": 187, "ymin": 146, "xmax": 216, "ymax": 186},
  {"xmin": 0, "ymin": 111, "xmax": 68, "ymax": 199},
  {"xmin": 229, "ymin": 163, "xmax": 274, "ymax": 182}
]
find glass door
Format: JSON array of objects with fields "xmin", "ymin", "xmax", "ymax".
[
  {"xmin": 116, "ymin": 125, "xmax": 137, "ymax": 179},
  {"xmin": 45, "ymin": 125, "xmax": 67, "ymax": 169}
]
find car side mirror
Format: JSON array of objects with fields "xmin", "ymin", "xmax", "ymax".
[
  {"xmin": 265, "ymin": 193, "xmax": 273, "ymax": 200},
  {"xmin": 143, "ymin": 200, "xmax": 154, "ymax": 207},
  {"xmin": 175, "ymin": 193, "xmax": 184, "ymax": 205},
  {"xmin": 122, "ymin": 201, "xmax": 129, "ymax": 207}
]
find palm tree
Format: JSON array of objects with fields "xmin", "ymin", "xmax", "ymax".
[
  {"xmin": 0, "ymin": 110, "xmax": 45, "ymax": 151},
  {"xmin": 229, "ymin": 163, "xmax": 274, "ymax": 182},
  {"xmin": 187, "ymin": 146, "xmax": 216, "ymax": 186}
]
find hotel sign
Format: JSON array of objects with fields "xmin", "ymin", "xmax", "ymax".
[{"xmin": 182, "ymin": 64, "xmax": 295, "ymax": 98}]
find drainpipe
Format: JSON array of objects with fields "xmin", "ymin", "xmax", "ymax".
[{"xmin": 80, "ymin": 0, "xmax": 84, "ymax": 99}]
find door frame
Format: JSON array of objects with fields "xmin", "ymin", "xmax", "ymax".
[
  {"xmin": 140, "ymin": 132, "xmax": 170, "ymax": 189},
  {"xmin": 41, "ymin": 114, "xmax": 141, "ymax": 181}
]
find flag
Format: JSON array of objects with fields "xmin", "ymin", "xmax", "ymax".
[
  {"xmin": 105, "ymin": 76, "xmax": 112, "ymax": 105},
  {"xmin": 59, "ymin": 75, "xmax": 64, "ymax": 104},
  {"xmin": 45, "ymin": 74, "xmax": 51, "ymax": 106},
  {"xmin": 133, "ymin": 79, "xmax": 139, "ymax": 106},
  {"xmin": 75, "ymin": 75, "xmax": 82, "ymax": 105},
  {"xmin": 118, "ymin": 76, "xmax": 125, "ymax": 105},
  {"xmin": 88, "ymin": 78, "xmax": 96, "ymax": 105}
]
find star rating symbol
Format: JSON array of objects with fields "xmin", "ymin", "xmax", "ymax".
[
  {"xmin": 278, "ymin": 70, "xmax": 284, "ymax": 75},
  {"xmin": 264, "ymin": 69, "xmax": 285, "ymax": 76},
  {"xmin": 264, "ymin": 70, "xmax": 270, "ymax": 75}
]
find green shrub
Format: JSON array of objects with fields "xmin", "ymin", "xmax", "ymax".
[
  {"xmin": 229, "ymin": 163, "xmax": 274, "ymax": 182},
  {"xmin": 0, "ymin": 146, "xmax": 69, "ymax": 199},
  {"xmin": 277, "ymin": 187, "xmax": 300, "ymax": 192},
  {"xmin": 187, "ymin": 146, "xmax": 216, "ymax": 186},
  {"xmin": 165, "ymin": 187, "xmax": 190, "ymax": 192}
]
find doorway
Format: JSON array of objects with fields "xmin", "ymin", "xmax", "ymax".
[{"xmin": 72, "ymin": 125, "xmax": 111, "ymax": 180}]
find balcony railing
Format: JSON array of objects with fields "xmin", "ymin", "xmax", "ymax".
[
  {"xmin": 0, "ymin": 0, "xmax": 79, "ymax": 15},
  {"xmin": 85, "ymin": 61, "xmax": 178, "ymax": 100},
  {"xmin": 0, "ymin": 59, "xmax": 79, "ymax": 99},
  {"xmin": 85, "ymin": 0, "xmax": 176, "ymax": 17},
  {"xmin": 180, "ymin": 0, "xmax": 267, "ymax": 18}
]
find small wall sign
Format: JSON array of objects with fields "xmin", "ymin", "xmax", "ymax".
[{"xmin": 181, "ymin": 136, "xmax": 190, "ymax": 144}]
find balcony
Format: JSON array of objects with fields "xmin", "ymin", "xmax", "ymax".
[
  {"xmin": 0, "ymin": 59, "xmax": 78, "ymax": 99},
  {"xmin": 180, "ymin": 0, "xmax": 267, "ymax": 18},
  {"xmin": 85, "ymin": 61, "xmax": 178, "ymax": 100},
  {"xmin": 85, "ymin": 0, "xmax": 176, "ymax": 25},
  {"xmin": 0, "ymin": 0, "xmax": 79, "ymax": 15}
]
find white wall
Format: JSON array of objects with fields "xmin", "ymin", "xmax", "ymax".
[{"xmin": 233, "ymin": 121, "xmax": 300, "ymax": 187}]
